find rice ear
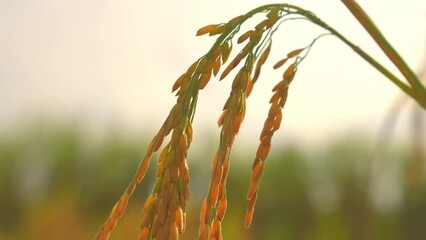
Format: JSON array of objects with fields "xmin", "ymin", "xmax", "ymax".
[
  {"xmin": 220, "ymin": 55, "xmax": 242, "ymax": 80},
  {"xmin": 273, "ymin": 58, "xmax": 288, "ymax": 69}
]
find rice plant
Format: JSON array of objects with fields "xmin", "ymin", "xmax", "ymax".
[{"xmin": 95, "ymin": 1, "xmax": 426, "ymax": 239}]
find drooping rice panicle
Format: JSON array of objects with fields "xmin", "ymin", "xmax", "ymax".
[
  {"xmin": 245, "ymin": 59, "xmax": 298, "ymax": 228},
  {"xmin": 198, "ymin": 13, "xmax": 281, "ymax": 237},
  {"xmin": 96, "ymin": 6, "xmax": 276, "ymax": 239},
  {"xmin": 97, "ymin": 3, "xmax": 356, "ymax": 239},
  {"xmin": 198, "ymin": 67, "xmax": 248, "ymax": 240}
]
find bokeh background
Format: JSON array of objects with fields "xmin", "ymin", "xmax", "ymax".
[{"xmin": 0, "ymin": 0, "xmax": 425, "ymax": 239}]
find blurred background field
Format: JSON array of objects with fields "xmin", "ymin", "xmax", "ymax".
[{"xmin": 0, "ymin": 117, "xmax": 425, "ymax": 240}]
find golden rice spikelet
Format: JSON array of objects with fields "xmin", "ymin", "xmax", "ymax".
[
  {"xmin": 238, "ymin": 42, "xmax": 254, "ymax": 60},
  {"xmin": 125, "ymin": 179, "xmax": 138, "ymax": 197},
  {"xmin": 249, "ymin": 30, "xmax": 263, "ymax": 46},
  {"xmin": 258, "ymin": 42, "xmax": 272, "ymax": 66},
  {"xmin": 283, "ymin": 62, "xmax": 296, "ymax": 82},
  {"xmin": 198, "ymin": 198, "xmax": 209, "ymax": 238},
  {"xmin": 245, "ymin": 208, "xmax": 255, "ymax": 229},
  {"xmin": 213, "ymin": 59, "xmax": 221, "ymax": 76},
  {"xmin": 287, "ymin": 48, "xmax": 304, "ymax": 58},
  {"xmin": 245, "ymin": 76, "xmax": 254, "ymax": 96},
  {"xmin": 220, "ymin": 55, "xmax": 243, "ymax": 80},
  {"xmin": 216, "ymin": 182, "xmax": 226, "ymax": 204},
  {"xmin": 196, "ymin": 58, "xmax": 209, "ymax": 73},
  {"xmin": 253, "ymin": 41, "xmax": 272, "ymax": 84},
  {"xmin": 237, "ymin": 30, "xmax": 253, "ymax": 44},
  {"xmin": 186, "ymin": 60, "xmax": 200, "ymax": 76},
  {"xmin": 209, "ymin": 24, "xmax": 227, "ymax": 36},
  {"xmin": 175, "ymin": 207, "xmax": 184, "ymax": 233},
  {"xmin": 196, "ymin": 24, "xmax": 219, "ymax": 36},
  {"xmin": 211, "ymin": 45, "xmax": 224, "ymax": 61},
  {"xmin": 221, "ymin": 155, "xmax": 230, "ymax": 181},
  {"xmin": 273, "ymin": 110, "xmax": 283, "ymax": 130},
  {"xmin": 210, "ymin": 219, "xmax": 222, "ymax": 240},
  {"xmin": 114, "ymin": 193, "xmax": 129, "ymax": 218},
  {"xmin": 273, "ymin": 47, "xmax": 304, "ymax": 71},
  {"xmin": 216, "ymin": 195, "xmax": 228, "ymax": 222},
  {"xmin": 143, "ymin": 194, "xmax": 156, "ymax": 213},
  {"xmin": 210, "ymin": 179, "xmax": 220, "ymax": 206},
  {"xmin": 251, "ymin": 161, "xmax": 264, "ymax": 184},
  {"xmin": 255, "ymin": 19, "xmax": 269, "ymax": 31},
  {"xmin": 197, "ymin": 57, "xmax": 216, "ymax": 90},
  {"xmin": 180, "ymin": 161, "xmax": 190, "ymax": 185},
  {"xmin": 245, "ymin": 54, "xmax": 255, "ymax": 73},
  {"xmin": 247, "ymin": 194, "xmax": 258, "ymax": 216},
  {"xmin": 273, "ymin": 58, "xmax": 288, "ymax": 69},
  {"xmin": 199, "ymin": 72, "xmax": 212, "ymax": 89},
  {"xmin": 185, "ymin": 122, "xmax": 193, "ymax": 145},
  {"xmin": 253, "ymin": 50, "xmax": 268, "ymax": 83},
  {"xmin": 227, "ymin": 15, "xmax": 243, "ymax": 26},
  {"xmin": 221, "ymin": 42, "xmax": 232, "ymax": 64},
  {"xmin": 217, "ymin": 110, "xmax": 226, "ymax": 127},
  {"xmin": 172, "ymin": 73, "xmax": 189, "ymax": 93}
]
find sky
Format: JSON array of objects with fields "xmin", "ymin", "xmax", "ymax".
[{"xmin": 0, "ymin": 0, "xmax": 425, "ymax": 145}]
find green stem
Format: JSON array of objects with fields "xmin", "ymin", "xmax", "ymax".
[
  {"xmin": 306, "ymin": 15, "xmax": 417, "ymax": 104},
  {"xmin": 203, "ymin": 3, "xmax": 426, "ymax": 108},
  {"xmin": 284, "ymin": 3, "xmax": 425, "ymax": 108},
  {"xmin": 340, "ymin": 0, "xmax": 426, "ymax": 107}
]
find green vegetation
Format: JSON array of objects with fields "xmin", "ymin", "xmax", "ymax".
[{"xmin": 0, "ymin": 122, "xmax": 424, "ymax": 240}]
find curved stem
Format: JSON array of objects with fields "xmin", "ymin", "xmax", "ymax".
[
  {"xmin": 278, "ymin": 3, "xmax": 424, "ymax": 109},
  {"xmin": 306, "ymin": 15, "xmax": 417, "ymax": 104},
  {"xmin": 239, "ymin": 4, "xmax": 425, "ymax": 108},
  {"xmin": 340, "ymin": 0, "xmax": 426, "ymax": 107}
]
